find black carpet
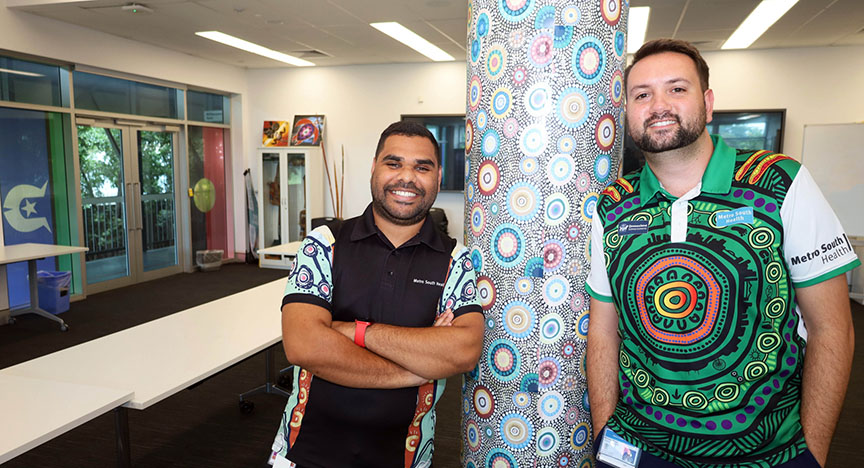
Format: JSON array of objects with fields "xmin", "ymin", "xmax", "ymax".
[{"xmin": 0, "ymin": 263, "xmax": 861, "ymax": 467}]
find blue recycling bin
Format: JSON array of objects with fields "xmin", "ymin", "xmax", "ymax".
[{"xmin": 36, "ymin": 270, "xmax": 72, "ymax": 315}]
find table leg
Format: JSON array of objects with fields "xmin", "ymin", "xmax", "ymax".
[
  {"xmin": 238, "ymin": 345, "xmax": 292, "ymax": 411},
  {"xmin": 114, "ymin": 407, "xmax": 131, "ymax": 468}
]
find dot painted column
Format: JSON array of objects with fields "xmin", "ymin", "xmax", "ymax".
[{"xmin": 463, "ymin": 1, "xmax": 628, "ymax": 466}]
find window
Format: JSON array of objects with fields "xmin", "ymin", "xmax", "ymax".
[
  {"xmin": 73, "ymin": 71, "xmax": 184, "ymax": 119},
  {"xmin": 0, "ymin": 107, "xmax": 80, "ymax": 306},
  {"xmin": 187, "ymin": 90, "xmax": 230, "ymax": 124},
  {"xmin": 0, "ymin": 55, "xmax": 68, "ymax": 107}
]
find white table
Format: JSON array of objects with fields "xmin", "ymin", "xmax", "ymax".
[
  {"xmin": 0, "ymin": 243, "xmax": 88, "ymax": 331},
  {"xmin": 0, "ymin": 374, "xmax": 132, "ymax": 465},
  {"xmin": 1, "ymin": 278, "xmax": 287, "ymax": 466},
  {"xmin": 258, "ymin": 241, "xmax": 301, "ymax": 270}
]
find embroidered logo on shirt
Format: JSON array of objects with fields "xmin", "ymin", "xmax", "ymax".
[
  {"xmin": 618, "ymin": 220, "xmax": 649, "ymax": 235},
  {"xmin": 413, "ymin": 278, "xmax": 445, "ymax": 287},
  {"xmin": 715, "ymin": 207, "xmax": 754, "ymax": 227}
]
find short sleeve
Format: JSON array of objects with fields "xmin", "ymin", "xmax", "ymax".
[
  {"xmin": 586, "ymin": 210, "xmax": 613, "ymax": 302},
  {"xmin": 781, "ymin": 165, "xmax": 861, "ymax": 288},
  {"xmin": 281, "ymin": 227, "xmax": 335, "ymax": 311},
  {"xmin": 440, "ymin": 246, "xmax": 483, "ymax": 318}
]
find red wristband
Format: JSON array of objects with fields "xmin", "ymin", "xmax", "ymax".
[{"xmin": 354, "ymin": 320, "xmax": 372, "ymax": 348}]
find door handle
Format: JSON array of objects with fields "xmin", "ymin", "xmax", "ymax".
[
  {"xmin": 133, "ymin": 182, "xmax": 142, "ymax": 231},
  {"xmin": 126, "ymin": 182, "xmax": 136, "ymax": 232}
]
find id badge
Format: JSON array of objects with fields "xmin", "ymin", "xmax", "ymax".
[
  {"xmin": 596, "ymin": 427, "xmax": 641, "ymax": 468},
  {"xmin": 271, "ymin": 454, "xmax": 297, "ymax": 468}
]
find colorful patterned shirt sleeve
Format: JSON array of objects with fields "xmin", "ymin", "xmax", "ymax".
[
  {"xmin": 781, "ymin": 165, "xmax": 861, "ymax": 287},
  {"xmin": 281, "ymin": 226, "xmax": 335, "ymax": 312},
  {"xmin": 439, "ymin": 245, "xmax": 483, "ymax": 318},
  {"xmin": 586, "ymin": 210, "xmax": 613, "ymax": 301}
]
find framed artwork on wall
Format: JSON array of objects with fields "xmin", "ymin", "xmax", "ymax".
[
  {"xmin": 290, "ymin": 115, "xmax": 325, "ymax": 146},
  {"xmin": 262, "ymin": 121, "xmax": 291, "ymax": 147}
]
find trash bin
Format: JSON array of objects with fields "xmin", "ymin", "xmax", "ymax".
[
  {"xmin": 196, "ymin": 249, "xmax": 224, "ymax": 271},
  {"xmin": 37, "ymin": 270, "xmax": 72, "ymax": 315}
]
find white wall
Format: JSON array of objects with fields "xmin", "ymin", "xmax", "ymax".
[
  {"xmin": 703, "ymin": 45, "xmax": 864, "ymax": 159},
  {"xmin": 245, "ymin": 62, "xmax": 468, "ymax": 241}
]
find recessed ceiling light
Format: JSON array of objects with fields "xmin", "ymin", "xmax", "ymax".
[
  {"xmin": 722, "ymin": 0, "xmax": 799, "ymax": 50},
  {"xmin": 195, "ymin": 31, "xmax": 314, "ymax": 67},
  {"xmin": 370, "ymin": 22, "xmax": 454, "ymax": 62},
  {"xmin": 627, "ymin": 7, "xmax": 651, "ymax": 54}
]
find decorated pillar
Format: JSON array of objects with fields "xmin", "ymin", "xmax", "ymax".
[{"xmin": 463, "ymin": 1, "xmax": 628, "ymax": 466}]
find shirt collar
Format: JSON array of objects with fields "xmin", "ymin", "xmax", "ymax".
[
  {"xmin": 351, "ymin": 203, "xmax": 448, "ymax": 252},
  {"xmin": 638, "ymin": 134, "xmax": 736, "ymax": 205}
]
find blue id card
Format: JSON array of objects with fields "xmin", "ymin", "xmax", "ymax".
[{"xmin": 597, "ymin": 427, "xmax": 642, "ymax": 468}]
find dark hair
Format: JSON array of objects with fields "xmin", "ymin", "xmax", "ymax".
[
  {"xmin": 624, "ymin": 38, "xmax": 710, "ymax": 92},
  {"xmin": 375, "ymin": 121, "xmax": 441, "ymax": 164}
]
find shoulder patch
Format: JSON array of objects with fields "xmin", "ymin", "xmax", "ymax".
[
  {"xmin": 600, "ymin": 177, "xmax": 635, "ymax": 203},
  {"xmin": 735, "ymin": 150, "xmax": 798, "ymax": 184}
]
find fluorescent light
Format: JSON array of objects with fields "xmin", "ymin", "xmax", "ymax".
[
  {"xmin": 370, "ymin": 22, "xmax": 454, "ymax": 62},
  {"xmin": 627, "ymin": 7, "xmax": 651, "ymax": 53},
  {"xmin": 627, "ymin": 7, "xmax": 651, "ymax": 54},
  {"xmin": 195, "ymin": 31, "xmax": 314, "ymax": 67},
  {"xmin": 0, "ymin": 68, "xmax": 44, "ymax": 78},
  {"xmin": 722, "ymin": 0, "xmax": 799, "ymax": 49}
]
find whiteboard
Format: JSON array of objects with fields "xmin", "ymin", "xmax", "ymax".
[{"xmin": 801, "ymin": 123, "xmax": 864, "ymax": 238}]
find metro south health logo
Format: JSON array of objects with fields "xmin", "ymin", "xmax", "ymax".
[{"xmin": 2, "ymin": 182, "xmax": 52, "ymax": 233}]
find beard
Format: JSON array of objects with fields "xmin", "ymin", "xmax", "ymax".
[
  {"xmin": 631, "ymin": 110, "xmax": 706, "ymax": 153},
  {"xmin": 371, "ymin": 181, "xmax": 437, "ymax": 226}
]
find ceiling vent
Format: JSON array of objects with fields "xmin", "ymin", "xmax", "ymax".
[{"xmin": 292, "ymin": 49, "xmax": 331, "ymax": 58}]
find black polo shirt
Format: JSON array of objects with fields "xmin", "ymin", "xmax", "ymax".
[{"xmin": 272, "ymin": 204, "xmax": 481, "ymax": 468}]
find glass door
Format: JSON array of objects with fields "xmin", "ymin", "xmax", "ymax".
[
  {"xmin": 77, "ymin": 121, "xmax": 181, "ymax": 292},
  {"xmin": 137, "ymin": 129, "xmax": 180, "ymax": 276}
]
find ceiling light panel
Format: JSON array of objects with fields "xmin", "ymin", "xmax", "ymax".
[
  {"xmin": 195, "ymin": 31, "xmax": 315, "ymax": 66},
  {"xmin": 370, "ymin": 22, "xmax": 454, "ymax": 62},
  {"xmin": 627, "ymin": 7, "xmax": 651, "ymax": 54},
  {"xmin": 722, "ymin": 0, "xmax": 800, "ymax": 49}
]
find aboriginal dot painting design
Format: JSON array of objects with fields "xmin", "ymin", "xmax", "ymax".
[
  {"xmin": 464, "ymin": 1, "xmax": 627, "ymax": 466},
  {"xmin": 595, "ymin": 151, "xmax": 811, "ymax": 466}
]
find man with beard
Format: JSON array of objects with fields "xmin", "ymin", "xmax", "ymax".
[
  {"xmin": 268, "ymin": 121, "xmax": 484, "ymax": 468},
  {"xmin": 586, "ymin": 39, "xmax": 858, "ymax": 468}
]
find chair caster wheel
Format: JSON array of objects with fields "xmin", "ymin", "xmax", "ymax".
[
  {"xmin": 277, "ymin": 373, "xmax": 293, "ymax": 389},
  {"xmin": 239, "ymin": 400, "xmax": 254, "ymax": 414}
]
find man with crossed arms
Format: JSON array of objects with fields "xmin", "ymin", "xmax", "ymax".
[{"xmin": 269, "ymin": 121, "xmax": 484, "ymax": 468}]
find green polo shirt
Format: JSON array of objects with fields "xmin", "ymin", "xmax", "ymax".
[{"xmin": 586, "ymin": 136, "xmax": 860, "ymax": 467}]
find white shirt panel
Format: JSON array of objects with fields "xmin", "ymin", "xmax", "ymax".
[{"xmin": 781, "ymin": 165, "xmax": 859, "ymax": 284}]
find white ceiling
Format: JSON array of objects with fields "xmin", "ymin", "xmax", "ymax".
[{"xmin": 8, "ymin": 0, "xmax": 864, "ymax": 68}]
